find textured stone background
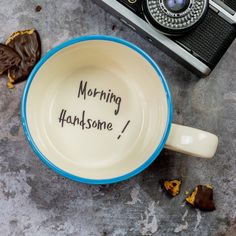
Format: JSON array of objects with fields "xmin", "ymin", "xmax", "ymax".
[{"xmin": 0, "ymin": 0, "xmax": 235, "ymax": 235}]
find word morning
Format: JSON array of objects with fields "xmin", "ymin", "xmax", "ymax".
[{"xmin": 78, "ymin": 80, "xmax": 122, "ymax": 115}]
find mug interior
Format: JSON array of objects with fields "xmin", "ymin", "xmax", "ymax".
[{"xmin": 22, "ymin": 36, "xmax": 172, "ymax": 183}]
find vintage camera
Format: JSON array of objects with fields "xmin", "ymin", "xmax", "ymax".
[{"xmin": 94, "ymin": 0, "xmax": 236, "ymax": 77}]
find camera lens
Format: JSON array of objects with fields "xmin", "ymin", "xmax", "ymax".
[
  {"xmin": 164, "ymin": 0, "xmax": 190, "ymax": 13},
  {"xmin": 144, "ymin": 0, "xmax": 208, "ymax": 35}
]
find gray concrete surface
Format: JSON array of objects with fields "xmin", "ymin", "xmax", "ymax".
[{"xmin": 0, "ymin": 0, "xmax": 235, "ymax": 235}]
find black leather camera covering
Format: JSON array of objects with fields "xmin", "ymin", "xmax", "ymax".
[
  {"xmin": 173, "ymin": 9, "xmax": 236, "ymax": 69},
  {"xmin": 117, "ymin": 0, "xmax": 236, "ymax": 69}
]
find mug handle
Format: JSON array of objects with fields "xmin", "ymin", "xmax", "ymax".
[{"xmin": 165, "ymin": 124, "xmax": 218, "ymax": 158}]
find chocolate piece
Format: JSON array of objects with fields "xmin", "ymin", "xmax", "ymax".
[
  {"xmin": 6, "ymin": 29, "xmax": 41, "ymax": 86},
  {"xmin": 35, "ymin": 5, "xmax": 42, "ymax": 12},
  {"xmin": 186, "ymin": 185, "xmax": 215, "ymax": 211},
  {"xmin": 0, "ymin": 44, "xmax": 21, "ymax": 75},
  {"xmin": 160, "ymin": 179, "xmax": 182, "ymax": 197}
]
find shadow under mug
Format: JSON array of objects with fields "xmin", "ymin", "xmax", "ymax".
[{"xmin": 21, "ymin": 35, "xmax": 218, "ymax": 184}]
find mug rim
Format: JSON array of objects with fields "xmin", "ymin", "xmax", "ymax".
[{"xmin": 21, "ymin": 35, "xmax": 173, "ymax": 184}]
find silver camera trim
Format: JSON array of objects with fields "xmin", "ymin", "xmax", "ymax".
[{"xmin": 209, "ymin": 0, "xmax": 236, "ymax": 24}]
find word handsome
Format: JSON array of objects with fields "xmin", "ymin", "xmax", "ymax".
[
  {"xmin": 58, "ymin": 109, "xmax": 113, "ymax": 131},
  {"xmin": 78, "ymin": 80, "xmax": 122, "ymax": 115}
]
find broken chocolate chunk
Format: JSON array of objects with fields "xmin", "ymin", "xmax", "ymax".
[
  {"xmin": 160, "ymin": 179, "xmax": 182, "ymax": 197},
  {"xmin": 0, "ymin": 43, "xmax": 21, "ymax": 75},
  {"xmin": 35, "ymin": 5, "xmax": 42, "ymax": 12},
  {"xmin": 186, "ymin": 185, "xmax": 215, "ymax": 211},
  {"xmin": 6, "ymin": 29, "xmax": 41, "ymax": 86}
]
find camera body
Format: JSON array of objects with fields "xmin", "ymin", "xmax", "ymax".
[{"xmin": 94, "ymin": 0, "xmax": 236, "ymax": 77}]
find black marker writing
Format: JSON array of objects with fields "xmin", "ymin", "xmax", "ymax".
[
  {"xmin": 58, "ymin": 109, "xmax": 113, "ymax": 131},
  {"xmin": 78, "ymin": 80, "xmax": 122, "ymax": 115},
  {"xmin": 117, "ymin": 120, "xmax": 130, "ymax": 140}
]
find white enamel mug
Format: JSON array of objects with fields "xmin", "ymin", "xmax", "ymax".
[{"xmin": 21, "ymin": 35, "xmax": 218, "ymax": 184}]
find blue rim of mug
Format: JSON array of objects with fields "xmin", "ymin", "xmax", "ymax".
[{"xmin": 21, "ymin": 35, "xmax": 173, "ymax": 184}]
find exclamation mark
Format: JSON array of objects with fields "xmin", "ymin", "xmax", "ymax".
[{"xmin": 117, "ymin": 120, "xmax": 130, "ymax": 140}]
